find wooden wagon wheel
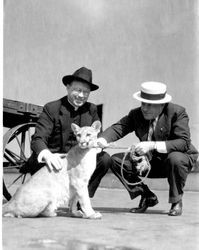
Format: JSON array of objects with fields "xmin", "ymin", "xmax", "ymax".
[{"xmin": 3, "ymin": 122, "xmax": 36, "ymax": 201}]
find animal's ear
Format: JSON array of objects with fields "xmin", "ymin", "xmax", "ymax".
[
  {"xmin": 71, "ymin": 123, "xmax": 80, "ymax": 134},
  {"xmin": 91, "ymin": 120, "xmax": 101, "ymax": 132}
]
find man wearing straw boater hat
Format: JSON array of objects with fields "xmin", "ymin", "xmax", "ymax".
[
  {"xmin": 29, "ymin": 67, "xmax": 111, "ymax": 198},
  {"xmin": 98, "ymin": 81, "xmax": 198, "ymax": 216}
]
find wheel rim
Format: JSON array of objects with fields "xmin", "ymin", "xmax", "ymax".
[{"xmin": 3, "ymin": 122, "xmax": 36, "ymax": 200}]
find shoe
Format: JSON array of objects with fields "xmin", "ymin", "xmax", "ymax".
[
  {"xmin": 168, "ymin": 200, "xmax": 182, "ymax": 216},
  {"xmin": 130, "ymin": 194, "xmax": 159, "ymax": 213}
]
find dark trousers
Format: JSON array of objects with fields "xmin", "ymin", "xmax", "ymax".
[
  {"xmin": 27, "ymin": 151, "xmax": 111, "ymax": 198},
  {"xmin": 88, "ymin": 151, "xmax": 112, "ymax": 197},
  {"xmin": 111, "ymin": 151, "xmax": 196, "ymax": 203}
]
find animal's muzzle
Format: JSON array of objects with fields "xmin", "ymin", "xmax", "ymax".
[{"xmin": 79, "ymin": 142, "xmax": 89, "ymax": 148}]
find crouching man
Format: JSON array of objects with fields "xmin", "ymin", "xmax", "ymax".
[{"xmin": 98, "ymin": 81, "xmax": 198, "ymax": 216}]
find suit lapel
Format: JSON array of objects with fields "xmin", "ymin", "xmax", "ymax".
[
  {"xmin": 137, "ymin": 112, "xmax": 150, "ymax": 141},
  {"xmin": 154, "ymin": 114, "xmax": 168, "ymax": 140},
  {"xmin": 136, "ymin": 109, "xmax": 168, "ymax": 141},
  {"xmin": 139, "ymin": 123, "xmax": 149, "ymax": 141},
  {"xmin": 59, "ymin": 99, "xmax": 72, "ymax": 150}
]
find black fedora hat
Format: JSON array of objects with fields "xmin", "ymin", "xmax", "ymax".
[{"xmin": 62, "ymin": 67, "xmax": 99, "ymax": 91}]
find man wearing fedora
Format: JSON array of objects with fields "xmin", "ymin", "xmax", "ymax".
[
  {"xmin": 29, "ymin": 66, "xmax": 111, "ymax": 198},
  {"xmin": 97, "ymin": 81, "xmax": 198, "ymax": 216}
]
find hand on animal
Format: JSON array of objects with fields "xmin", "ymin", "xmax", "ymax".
[
  {"xmin": 41, "ymin": 150, "xmax": 66, "ymax": 171},
  {"xmin": 96, "ymin": 138, "xmax": 109, "ymax": 148},
  {"xmin": 134, "ymin": 141, "xmax": 155, "ymax": 155}
]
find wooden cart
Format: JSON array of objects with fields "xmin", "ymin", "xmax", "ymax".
[{"xmin": 3, "ymin": 98, "xmax": 43, "ymax": 201}]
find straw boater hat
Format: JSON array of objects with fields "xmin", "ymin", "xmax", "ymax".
[
  {"xmin": 62, "ymin": 67, "xmax": 99, "ymax": 91},
  {"xmin": 133, "ymin": 81, "xmax": 172, "ymax": 104}
]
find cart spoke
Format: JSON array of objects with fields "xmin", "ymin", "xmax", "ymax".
[
  {"xmin": 4, "ymin": 152, "xmax": 19, "ymax": 166},
  {"xmin": 4, "ymin": 148, "xmax": 26, "ymax": 164},
  {"xmin": 3, "ymin": 163, "xmax": 26, "ymax": 170},
  {"xmin": 14, "ymin": 134, "xmax": 27, "ymax": 160},
  {"xmin": 8, "ymin": 174, "xmax": 24, "ymax": 188},
  {"xmin": 22, "ymin": 174, "xmax": 27, "ymax": 184}
]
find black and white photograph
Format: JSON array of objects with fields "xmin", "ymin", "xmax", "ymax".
[{"xmin": 2, "ymin": 0, "xmax": 199, "ymax": 249}]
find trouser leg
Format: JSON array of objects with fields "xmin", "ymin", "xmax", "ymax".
[
  {"xmin": 26, "ymin": 153, "xmax": 45, "ymax": 175},
  {"xmin": 88, "ymin": 151, "xmax": 112, "ymax": 198},
  {"xmin": 163, "ymin": 152, "xmax": 192, "ymax": 203},
  {"xmin": 111, "ymin": 150, "xmax": 194, "ymax": 205},
  {"xmin": 111, "ymin": 153, "xmax": 152, "ymax": 199}
]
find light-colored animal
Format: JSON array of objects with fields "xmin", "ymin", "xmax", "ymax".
[{"xmin": 3, "ymin": 121, "xmax": 102, "ymax": 219}]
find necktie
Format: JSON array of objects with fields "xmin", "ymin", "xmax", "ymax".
[
  {"xmin": 147, "ymin": 119, "xmax": 155, "ymax": 141},
  {"xmin": 147, "ymin": 119, "xmax": 156, "ymax": 160}
]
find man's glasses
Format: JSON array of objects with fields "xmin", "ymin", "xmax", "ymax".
[{"xmin": 72, "ymin": 88, "xmax": 90, "ymax": 97}]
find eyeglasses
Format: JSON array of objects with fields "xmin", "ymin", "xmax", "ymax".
[{"xmin": 72, "ymin": 88, "xmax": 90, "ymax": 96}]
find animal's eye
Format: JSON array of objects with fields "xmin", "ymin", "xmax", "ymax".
[
  {"xmin": 76, "ymin": 133, "xmax": 81, "ymax": 137},
  {"xmin": 86, "ymin": 133, "xmax": 91, "ymax": 137}
]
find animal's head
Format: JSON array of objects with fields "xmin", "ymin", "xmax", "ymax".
[{"xmin": 71, "ymin": 121, "xmax": 101, "ymax": 149}]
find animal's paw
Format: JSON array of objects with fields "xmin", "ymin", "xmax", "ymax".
[
  {"xmin": 3, "ymin": 212, "xmax": 16, "ymax": 218},
  {"xmin": 48, "ymin": 212, "xmax": 57, "ymax": 217},
  {"xmin": 85, "ymin": 211, "xmax": 102, "ymax": 219},
  {"xmin": 71, "ymin": 210, "xmax": 84, "ymax": 218},
  {"xmin": 40, "ymin": 210, "xmax": 57, "ymax": 217}
]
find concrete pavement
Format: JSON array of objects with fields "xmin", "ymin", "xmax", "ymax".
[{"xmin": 2, "ymin": 188, "xmax": 199, "ymax": 250}]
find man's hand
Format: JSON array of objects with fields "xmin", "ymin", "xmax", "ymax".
[
  {"xmin": 96, "ymin": 138, "xmax": 109, "ymax": 149},
  {"xmin": 135, "ymin": 141, "xmax": 156, "ymax": 156},
  {"xmin": 41, "ymin": 150, "xmax": 67, "ymax": 171}
]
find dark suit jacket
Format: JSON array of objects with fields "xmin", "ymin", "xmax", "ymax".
[
  {"xmin": 100, "ymin": 103, "xmax": 198, "ymax": 164},
  {"xmin": 31, "ymin": 96, "xmax": 99, "ymax": 157}
]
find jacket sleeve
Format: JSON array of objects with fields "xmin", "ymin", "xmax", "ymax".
[
  {"xmin": 165, "ymin": 106, "xmax": 191, "ymax": 153},
  {"xmin": 99, "ymin": 111, "xmax": 135, "ymax": 142},
  {"xmin": 31, "ymin": 104, "xmax": 54, "ymax": 155}
]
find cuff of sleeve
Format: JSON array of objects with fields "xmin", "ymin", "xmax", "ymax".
[
  {"xmin": 97, "ymin": 137, "xmax": 108, "ymax": 144},
  {"xmin": 155, "ymin": 142, "xmax": 167, "ymax": 153},
  {"xmin": 37, "ymin": 149, "xmax": 51, "ymax": 163}
]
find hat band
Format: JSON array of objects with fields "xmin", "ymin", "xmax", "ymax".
[{"xmin": 141, "ymin": 91, "xmax": 166, "ymax": 100}]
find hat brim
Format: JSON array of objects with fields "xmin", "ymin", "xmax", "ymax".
[
  {"xmin": 62, "ymin": 75, "xmax": 99, "ymax": 91},
  {"xmin": 133, "ymin": 91, "xmax": 172, "ymax": 104}
]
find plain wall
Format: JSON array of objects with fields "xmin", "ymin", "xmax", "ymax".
[{"xmin": 3, "ymin": 0, "xmax": 199, "ymax": 151}]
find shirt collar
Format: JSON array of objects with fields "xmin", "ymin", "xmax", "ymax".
[
  {"xmin": 154, "ymin": 116, "xmax": 159, "ymax": 122},
  {"xmin": 67, "ymin": 97, "xmax": 79, "ymax": 111}
]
